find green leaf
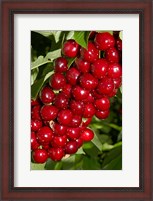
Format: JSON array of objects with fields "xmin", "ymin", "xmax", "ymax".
[
  {"xmin": 102, "ymin": 143, "xmax": 114, "ymax": 151},
  {"xmin": 31, "ymin": 68, "xmax": 39, "ymax": 85},
  {"xmin": 31, "ymin": 55, "xmax": 53, "ymax": 70},
  {"xmin": 90, "ymin": 122, "xmax": 111, "ymax": 133},
  {"xmin": 82, "ymin": 156, "xmax": 101, "ymax": 170},
  {"xmin": 31, "ymin": 77, "xmax": 44, "ymax": 100},
  {"xmin": 98, "ymin": 134, "xmax": 113, "ymax": 144},
  {"xmin": 31, "ymin": 162, "xmax": 46, "ymax": 170},
  {"xmin": 76, "ymin": 147, "xmax": 86, "ymax": 155},
  {"xmin": 31, "ymin": 71, "xmax": 53, "ymax": 100},
  {"xmin": 44, "ymin": 49, "xmax": 61, "ymax": 62},
  {"xmin": 62, "ymin": 155, "xmax": 76, "ymax": 170},
  {"xmin": 45, "ymin": 158, "xmax": 62, "ymax": 170},
  {"xmin": 102, "ymin": 155, "xmax": 122, "ymax": 170},
  {"xmin": 106, "ymin": 123, "xmax": 122, "ymax": 131},
  {"xmin": 120, "ymin": 86, "xmax": 122, "ymax": 93},
  {"xmin": 35, "ymin": 31, "xmax": 53, "ymax": 37},
  {"xmin": 83, "ymin": 141, "xmax": 100, "ymax": 157},
  {"xmin": 102, "ymin": 145, "xmax": 122, "ymax": 170},
  {"xmin": 91, "ymin": 132, "xmax": 103, "ymax": 151},
  {"xmin": 119, "ymin": 31, "xmax": 123, "ymax": 40},
  {"xmin": 66, "ymin": 31, "xmax": 74, "ymax": 40},
  {"xmin": 74, "ymin": 31, "xmax": 90, "ymax": 49},
  {"xmin": 67, "ymin": 57, "xmax": 76, "ymax": 68},
  {"xmin": 117, "ymin": 131, "xmax": 122, "ymax": 142}
]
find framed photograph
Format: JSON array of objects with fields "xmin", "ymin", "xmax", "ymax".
[{"xmin": 0, "ymin": 0, "xmax": 152, "ymax": 200}]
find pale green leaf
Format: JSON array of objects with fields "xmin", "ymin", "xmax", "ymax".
[
  {"xmin": 92, "ymin": 132, "xmax": 103, "ymax": 151},
  {"xmin": 44, "ymin": 49, "xmax": 61, "ymax": 62},
  {"xmin": 66, "ymin": 31, "xmax": 74, "ymax": 40},
  {"xmin": 31, "ymin": 162, "xmax": 46, "ymax": 170},
  {"xmin": 119, "ymin": 31, "xmax": 123, "ymax": 40},
  {"xmin": 31, "ymin": 68, "xmax": 39, "ymax": 85}
]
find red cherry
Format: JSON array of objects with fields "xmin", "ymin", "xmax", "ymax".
[
  {"xmin": 81, "ymin": 128, "xmax": 94, "ymax": 142},
  {"xmin": 76, "ymin": 138, "xmax": 83, "ymax": 148},
  {"xmin": 113, "ymin": 31, "xmax": 120, "ymax": 39},
  {"xmin": 105, "ymin": 47, "xmax": 119, "ymax": 63},
  {"xmin": 107, "ymin": 88, "xmax": 118, "ymax": 97},
  {"xmin": 97, "ymin": 77, "xmax": 114, "ymax": 95},
  {"xmin": 75, "ymin": 58, "xmax": 90, "ymax": 73},
  {"xmin": 82, "ymin": 93, "xmax": 95, "ymax": 103},
  {"xmin": 94, "ymin": 32, "xmax": 115, "ymax": 50},
  {"xmin": 89, "ymin": 31, "xmax": 97, "ymax": 39},
  {"xmin": 61, "ymin": 83, "xmax": 72, "ymax": 98},
  {"xmin": 48, "ymin": 147, "xmax": 65, "ymax": 161},
  {"xmin": 32, "ymin": 149, "xmax": 48, "ymax": 163},
  {"xmin": 49, "ymin": 73, "xmax": 66, "ymax": 90},
  {"xmin": 54, "ymin": 93, "xmax": 69, "ymax": 109},
  {"xmin": 57, "ymin": 109, "xmax": 73, "ymax": 126},
  {"xmin": 94, "ymin": 97, "xmax": 110, "ymax": 111},
  {"xmin": 54, "ymin": 57, "xmax": 68, "ymax": 73},
  {"xmin": 31, "ymin": 99, "xmax": 40, "ymax": 107},
  {"xmin": 72, "ymin": 85, "xmax": 89, "ymax": 101},
  {"xmin": 70, "ymin": 100, "xmax": 85, "ymax": 115},
  {"xmin": 31, "ymin": 119, "xmax": 42, "ymax": 131},
  {"xmin": 79, "ymin": 73, "xmax": 98, "ymax": 90},
  {"xmin": 80, "ymin": 42, "xmax": 99, "ymax": 63},
  {"xmin": 65, "ymin": 141, "xmax": 78, "ymax": 154},
  {"xmin": 62, "ymin": 39, "xmax": 79, "ymax": 58},
  {"xmin": 31, "ymin": 132, "xmax": 40, "ymax": 150},
  {"xmin": 113, "ymin": 77, "xmax": 122, "ymax": 89},
  {"xmin": 51, "ymin": 135, "xmax": 67, "ymax": 148},
  {"xmin": 83, "ymin": 103, "xmax": 96, "ymax": 118},
  {"xmin": 66, "ymin": 127, "xmax": 81, "ymax": 140},
  {"xmin": 95, "ymin": 110, "xmax": 110, "ymax": 119},
  {"xmin": 53, "ymin": 123, "xmax": 67, "ymax": 136},
  {"xmin": 39, "ymin": 85, "xmax": 55, "ymax": 104},
  {"xmin": 91, "ymin": 58, "xmax": 108, "ymax": 79},
  {"xmin": 31, "ymin": 105, "xmax": 42, "ymax": 120},
  {"xmin": 66, "ymin": 67, "xmax": 80, "ymax": 85},
  {"xmin": 37, "ymin": 126, "xmax": 54, "ymax": 145},
  {"xmin": 116, "ymin": 38, "xmax": 122, "ymax": 51},
  {"xmin": 71, "ymin": 115, "xmax": 82, "ymax": 127},
  {"xmin": 108, "ymin": 63, "xmax": 122, "ymax": 79},
  {"xmin": 91, "ymin": 89, "xmax": 104, "ymax": 99},
  {"xmin": 42, "ymin": 144, "xmax": 50, "ymax": 150},
  {"xmin": 40, "ymin": 105, "xmax": 58, "ymax": 121}
]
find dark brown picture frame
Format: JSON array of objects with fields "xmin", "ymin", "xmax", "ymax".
[{"xmin": 0, "ymin": 0, "xmax": 152, "ymax": 200}]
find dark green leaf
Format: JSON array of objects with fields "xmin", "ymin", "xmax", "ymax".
[
  {"xmin": 45, "ymin": 158, "xmax": 62, "ymax": 170},
  {"xmin": 102, "ymin": 145, "xmax": 122, "ymax": 170},
  {"xmin": 62, "ymin": 155, "xmax": 75, "ymax": 170},
  {"xmin": 31, "ymin": 71, "xmax": 53, "ymax": 99},
  {"xmin": 82, "ymin": 156, "xmax": 101, "ymax": 170},
  {"xmin": 67, "ymin": 57, "xmax": 76, "ymax": 68},
  {"xmin": 102, "ymin": 155, "xmax": 122, "ymax": 170},
  {"xmin": 74, "ymin": 31, "xmax": 90, "ymax": 49},
  {"xmin": 83, "ymin": 141, "xmax": 100, "ymax": 157},
  {"xmin": 31, "ymin": 77, "xmax": 45, "ymax": 100}
]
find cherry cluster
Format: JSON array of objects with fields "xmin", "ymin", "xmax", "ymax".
[{"xmin": 31, "ymin": 31, "xmax": 122, "ymax": 163}]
